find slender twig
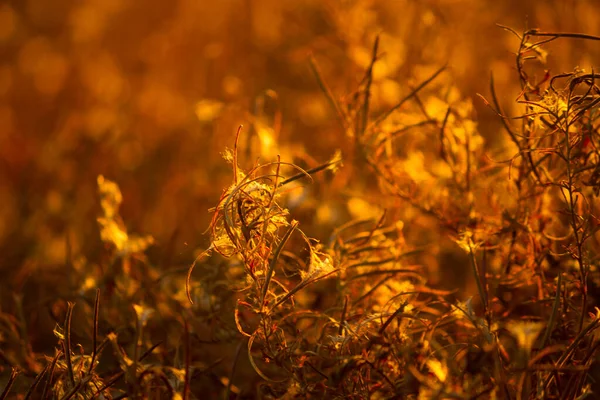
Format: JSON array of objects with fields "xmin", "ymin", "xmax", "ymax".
[
  {"xmin": 0, "ymin": 368, "xmax": 18, "ymax": 400},
  {"xmin": 371, "ymin": 64, "xmax": 447, "ymax": 128},
  {"xmin": 358, "ymin": 36, "xmax": 379, "ymax": 139},
  {"xmin": 41, "ymin": 349, "xmax": 63, "ymax": 399},
  {"xmin": 88, "ymin": 289, "xmax": 100, "ymax": 375},
  {"xmin": 63, "ymin": 302, "xmax": 76, "ymax": 387},
  {"xmin": 261, "ymin": 221, "xmax": 298, "ymax": 311},
  {"xmin": 541, "ymin": 274, "xmax": 562, "ymax": 347},
  {"xmin": 525, "ymin": 30, "xmax": 600, "ymax": 41},
  {"xmin": 309, "ymin": 55, "xmax": 348, "ymax": 129},
  {"xmin": 24, "ymin": 364, "xmax": 49, "ymax": 399}
]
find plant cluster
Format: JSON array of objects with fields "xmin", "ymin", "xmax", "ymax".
[{"xmin": 2, "ymin": 27, "xmax": 600, "ymax": 399}]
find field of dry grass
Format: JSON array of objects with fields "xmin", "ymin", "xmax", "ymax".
[{"xmin": 1, "ymin": 1, "xmax": 600, "ymax": 398}]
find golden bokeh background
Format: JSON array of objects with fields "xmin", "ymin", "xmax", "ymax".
[{"xmin": 1, "ymin": 0, "xmax": 599, "ymax": 277}]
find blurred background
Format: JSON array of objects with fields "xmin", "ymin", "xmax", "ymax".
[{"xmin": 0, "ymin": 0, "xmax": 599, "ymax": 280}]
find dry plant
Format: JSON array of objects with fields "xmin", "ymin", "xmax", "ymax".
[{"xmin": 2, "ymin": 25, "xmax": 600, "ymax": 400}]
